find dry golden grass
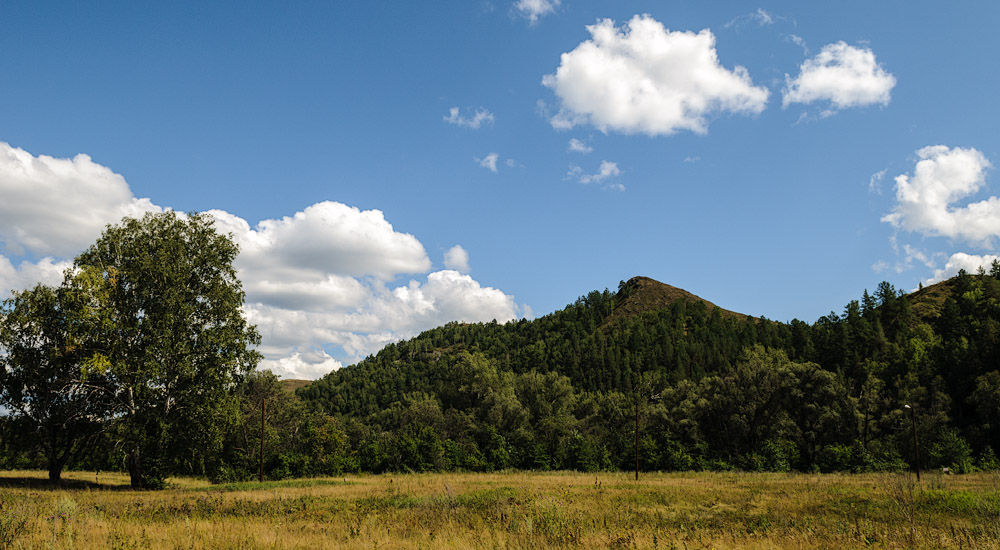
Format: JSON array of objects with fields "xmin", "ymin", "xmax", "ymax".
[{"xmin": 1, "ymin": 469, "xmax": 998, "ymax": 549}]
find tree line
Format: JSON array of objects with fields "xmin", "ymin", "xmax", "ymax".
[
  {"xmin": 2, "ymin": 213, "xmax": 999, "ymax": 485},
  {"xmin": 298, "ymin": 273, "xmax": 1000, "ymax": 475}
]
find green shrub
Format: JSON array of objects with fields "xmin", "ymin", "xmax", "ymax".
[
  {"xmin": 977, "ymin": 446, "xmax": 999, "ymax": 471},
  {"xmin": 927, "ymin": 428, "xmax": 974, "ymax": 473}
]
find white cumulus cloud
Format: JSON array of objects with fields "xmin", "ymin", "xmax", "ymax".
[
  {"xmin": 514, "ymin": 0, "xmax": 559, "ymax": 24},
  {"xmin": 924, "ymin": 252, "xmax": 1000, "ymax": 285},
  {"xmin": 881, "ymin": 146, "xmax": 995, "ymax": 246},
  {"xmin": 443, "ymin": 107, "xmax": 495, "ymax": 129},
  {"xmin": 542, "ymin": 14, "xmax": 769, "ymax": 136},
  {"xmin": 209, "ymin": 202, "xmax": 431, "ymax": 282},
  {"xmin": 262, "ymin": 350, "xmax": 345, "ymax": 381},
  {"xmin": 444, "ymin": 245, "xmax": 470, "ymax": 273},
  {"xmin": 783, "ymin": 41, "xmax": 896, "ymax": 111},
  {"xmin": 0, "ymin": 142, "xmax": 528, "ymax": 380},
  {"xmin": 0, "ymin": 142, "xmax": 161, "ymax": 257},
  {"xmin": 0, "ymin": 256, "xmax": 70, "ymax": 295}
]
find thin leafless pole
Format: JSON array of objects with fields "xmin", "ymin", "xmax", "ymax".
[
  {"xmin": 908, "ymin": 404, "xmax": 920, "ymax": 482},
  {"xmin": 635, "ymin": 399, "xmax": 639, "ymax": 481},
  {"xmin": 259, "ymin": 397, "xmax": 266, "ymax": 483}
]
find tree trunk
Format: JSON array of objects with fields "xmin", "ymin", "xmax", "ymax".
[
  {"xmin": 129, "ymin": 447, "xmax": 143, "ymax": 489},
  {"xmin": 44, "ymin": 429, "xmax": 65, "ymax": 483},
  {"xmin": 47, "ymin": 457, "xmax": 65, "ymax": 483}
]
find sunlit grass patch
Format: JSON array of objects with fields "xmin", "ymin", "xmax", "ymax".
[
  {"xmin": 205, "ymin": 477, "xmax": 357, "ymax": 492},
  {"xmin": 1, "ymin": 470, "xmax": 999, "ymax": 549}
]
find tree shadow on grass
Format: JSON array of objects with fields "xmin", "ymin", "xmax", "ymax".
[{"xmin": 0, "ymin": 474, "xmax": 133, "ymax": 491}]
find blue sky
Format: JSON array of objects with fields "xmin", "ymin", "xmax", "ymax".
[{"xmin": 2, "ymin": 1, "xmax": 999, "ymax": 378}]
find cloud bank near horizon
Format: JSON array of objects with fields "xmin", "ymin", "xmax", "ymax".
[{"xmin": 0, "ymin": 142, "xmax": 526, "ymax": 380}]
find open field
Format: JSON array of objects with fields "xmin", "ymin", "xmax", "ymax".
[{"xmin": 1, "ymin": 470, "xmax": 999, "ymax": 549}]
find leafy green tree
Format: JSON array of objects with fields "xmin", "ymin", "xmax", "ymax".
[
  {"xmin": 0, "ymin": 278, "xmax": 107, "ymax": 481},
  {"xmin": 970, "ymin": 371, "xmax": 1000, "ymax": 449},
  {"xmin": 75, "ymin": 212, "xmax": 260, "ymax": 488},
  {"xmin": 214, "ymin": 370, "xmax": 307, "ymax": 481}
]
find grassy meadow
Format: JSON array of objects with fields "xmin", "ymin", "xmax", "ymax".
[{"xmin": 1, "ymin": 470, "xmax": 999, "ymax": 549}]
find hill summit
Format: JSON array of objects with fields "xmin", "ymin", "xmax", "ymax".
[{"xmin": 606, "ymin": 276, "xmax": 748, "ymax": 326}]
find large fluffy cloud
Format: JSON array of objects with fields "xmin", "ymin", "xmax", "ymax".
[
  {"xmin": 0, "ymin": 142, "xmax": 526, "ymax": 380},
  {"xmin": 244, "ymin": 270, "xmax": 519, "ymax": 378},
  {"xmin": 924, "ymin": 252, "xmax": 1000, "ymax": 285},
  {"xmin": 0, "ymin": 256, "xmax": 69, "ymax": 294},
  {"xmin": 209, "ymin": 202, "xmax": 431, "ymax": 282},
  {"xmin": 542, "ymin": 15, "xmax": 769, "ymax": 136},
  {"xmin": 783, "ymin": 42, "xmax": 896, "ymax": 111},
  {"xmin": 0, "ymin": 142, "xmax": 161, "ymax": 257},
  {"xmin": 881, "ymin": 146, "xmax": 995, "ymax": 245}
]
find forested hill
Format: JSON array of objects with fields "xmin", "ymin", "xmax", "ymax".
[
  {"xmin": 299, "ymin": 276, "xmax": 770, "ymax": 415},
  {"xmin": 297, "ymin": 271, "xmax": 1000, "ymax": 474}
]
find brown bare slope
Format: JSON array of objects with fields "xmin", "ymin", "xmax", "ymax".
[
  {"xmin": 604, "ymin": 276, "xmax": 749, "ymax": 326},
  {"xmin": 905, "ymin": 277, "xmax": 960, "ymax": 322},
  {"xmin": 280, "ymin": 379, "xmax": 312, "ymax": 394}
]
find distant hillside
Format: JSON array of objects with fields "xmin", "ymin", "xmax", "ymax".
[
  {"xmin": 606, "ymin": 276, "xmax": 748, "ymax": 326},
  {"xmin": 295, "ymin": 271, "xmax": 1000, "ymax": 475},
  {"xmin": 280, "ymin": 379, "xmax": 312, "ymax": 394},
  {"xmin": 299, "ymin": 276, "xmax": 772, "ymax": 416},
  {"xmin": 906, "ymin": 278, "xmax": 957, "ymax": 322}
]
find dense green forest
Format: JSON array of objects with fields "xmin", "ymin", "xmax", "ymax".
[
  {"xmin": 286, "ymin": 273, "xmax": 1000, "ymax": 476},
  {"xmin": 3, "ymin": 214, "xmax": 1000, "ymax": 483}
]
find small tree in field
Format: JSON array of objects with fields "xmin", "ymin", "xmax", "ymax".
[
  {"xmin": 76, "ymin": 211, "xmax": 260, "ymax": 488},
  {"xmin": 0, "ymin": 276, "xmax": 107, "ymax": 481}
]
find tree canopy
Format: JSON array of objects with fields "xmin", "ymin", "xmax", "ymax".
[{"xmin": 0, "ymin": 211, "xmax": 261, "ymax": 487}]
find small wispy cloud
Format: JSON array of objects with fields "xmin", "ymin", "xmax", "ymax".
[
  {"xmin": 568, "ymin": 160, "xmax": 624, "ymax": 190},
  {"xmin": 444, "ymin": 107, "xmax": 495, "ymax": 129},
  {"xmin": 683, "ymin": 156, "xmax": 701, "ymax": 163},
  {"xmin": 567, "ymin": 138, "xmax": 593, "ymax": 154},
  {"xmin": 514, "ymin": 0, "xmax": 559, "ymax": 24},
  {"xmin": 475, "ymin": 153, "xmax": 500, "ymax": 173},
  {"xmin": 725, "ymin": 8, "xmax": 776, "ymax": 29},
  {"xmin": 868, "ymin": 169, "xmax": 886, "ymax": 194},
  {"xmin": 895, "ymin": 244, "xmax": 938, "ymax": 273},
  {"xmin": 787, "ymin": 34, "xmax": 808, "ymax": 55}
]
